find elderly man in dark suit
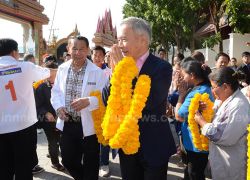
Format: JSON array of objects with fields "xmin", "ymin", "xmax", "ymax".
[{"xmin": 105, "ymin": 17, "xmax": 176, "ymax": 180}]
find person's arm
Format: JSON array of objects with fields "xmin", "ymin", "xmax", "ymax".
[
  {"xmin": 29, "ymin": 63, "xmax": 50, "ymax": 82},
  {"xmin": 175, "ymin": 81, "xmax": 190, "ymax": 122},
  {"xmin": 175, "ymin": 96, "xmax": 186, "ymax": 122},
  {"xmin": 35, "ymin": 85, "xmax": 56, "ymax": 122},
  {"xmin": 71, "ymin": 70, "xmax": 108, "ymax": 112},
  {"xmin": 35, "ymin": 85, "xmax": 48, "ymax": 117},
  {"xmin": 197, "ymin": 106, "xmax": 250, "ymax": 146},
  {"xmin": 102, "ymin": 79, "xmax": 111, "ymax": 107},
  {"xmin": 167, "ymin": 90, "xmax": 179, "ymax": 107},
  {"xmin": 194, "ymin": 111, "xmax": 208, "ymax": 128},
  {"xmin": 51, "ymin": 67, "xmax": 65, "ymax": 113}
]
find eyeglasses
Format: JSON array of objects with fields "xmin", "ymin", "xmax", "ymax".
[{"xmin": 211, "ymin": 85, "xmax": 221, "ymax": 90}]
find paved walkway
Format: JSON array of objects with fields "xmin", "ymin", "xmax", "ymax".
[{"xmin": 34, "ymin": 130, "xmax": 185, "ymax": 180}]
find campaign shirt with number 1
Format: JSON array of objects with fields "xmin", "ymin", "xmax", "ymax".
[{"xmin": 0, "ymin": 56, "xmax": 50, "ymax": 134}]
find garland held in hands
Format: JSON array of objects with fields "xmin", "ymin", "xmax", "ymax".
[{"xmin": 188, "ymin": 93, "xmax": 214, "ymax": 151}]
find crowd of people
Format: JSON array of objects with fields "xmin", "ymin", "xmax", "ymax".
[{"xmin": 0, "ymin": 16, "xmax": 250, "ymax": 180}]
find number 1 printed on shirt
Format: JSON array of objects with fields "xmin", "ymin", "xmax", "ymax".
[{"xmin": 5, "ymin": 80, "xmax": 17, "ymax": 101}]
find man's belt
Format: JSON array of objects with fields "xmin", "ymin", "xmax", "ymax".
[{"xmin": 67, "ymin": 114, "xmax": 81, "ymax": 122}]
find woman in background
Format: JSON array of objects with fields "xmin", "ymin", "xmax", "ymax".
[
  {"xmin": 195, "ymin": 67, "xmax": 250, "ymax": 180},
  {"xmin": 175, "ymin": 59, "xmax": 213, "ymax": 180}
]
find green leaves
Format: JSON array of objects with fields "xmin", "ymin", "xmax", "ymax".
[
  {"xmin": 122, "ymin": 0, "xmax": 250, "ymax": 52},
  {"xmin": 202, "ymin": 32, "xmax": 222, "ymax": 48}
]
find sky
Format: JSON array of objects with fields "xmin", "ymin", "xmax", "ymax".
[{"xmin": 39, "ymin": 0, "xmax": 126, "ymax": 47}]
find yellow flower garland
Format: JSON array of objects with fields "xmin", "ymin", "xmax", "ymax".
[
  {"xmin": 102, "ymin": 56, "xmax": 151, "ymax": 154},
  {"xmin": 109, "ymin": 75, "xmax": 151, "ymax": 154},
  {"xmin": 247, "ymin": 124, "xmax": 250, "ymax": 180},
  {"xmin": 102, "ymin": 57, "xmax": 138, "ymax": 140},
  {"xmin": 90, "ymin": 91, "xmax": 108, "ymax": 145},
  {"xmin": 188, "ymin": 93, "xmax": 214, "ymax": 151},
  {"xmin": 33, "ymin": 79, "xmax": 45, "ymax": 89}
]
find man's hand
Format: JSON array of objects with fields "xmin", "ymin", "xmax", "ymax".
[
  {"xmin": 110, "ymin": 44, "xmax": 123, "ymax": 70},
  {"xmin": 70, "ymin": 98, "xmax": 90, "ymax": 112},
  {"xmin": 56, "ymin": 107, "xmax": 69, "ymax": 121},
  {"xmin": 45, "ymin": 112, "xmax": 56, "ymax": 122}
]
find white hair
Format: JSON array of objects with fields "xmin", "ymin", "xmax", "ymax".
[{"xmin": 120, "ymin": 17, "xmax": 152, "ymax": 45}]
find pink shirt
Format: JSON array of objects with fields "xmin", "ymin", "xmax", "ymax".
[{"xmin": 136, "ymin": 51, "xmax": 149, "ymax": 72}]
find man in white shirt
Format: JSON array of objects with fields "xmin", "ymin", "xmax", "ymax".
[
  {"xmin": 92, "ymin": 45, "xmax": 112, "ymax": 78},
  {"xmin": 51, "ymin": 36, "xmax": 107, "ymax": 180},
  {"xmin": 0, "ymin": 38, "xmax": 50, "ymax": 180}
]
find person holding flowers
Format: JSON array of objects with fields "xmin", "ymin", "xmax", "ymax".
[
  {"xmin": 194, "ymin": 67, "xmax": 250, "ymax": 180},
  {"xmin": 175, "ymin": 59, "xmax": 214, "ymax": 180},
  {"xmin": 104, "ymin": 17, "xmax": 176, "ymax": 180}
]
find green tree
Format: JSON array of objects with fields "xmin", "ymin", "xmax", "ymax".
[
  {"xmin": 123, "ymin": 0, "xmax": 198, "ymax": 56},
  {"xmin": 187, "ymin": 0, "xmax": 250, "ymax": 52},
  {"xmin": 225, "ymin": 0, "xmax": 250, "ymax": 33}
]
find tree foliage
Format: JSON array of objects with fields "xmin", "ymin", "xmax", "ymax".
[
  {"xmin": 123, "ymin": 0, "xmax": 250, "ymax": 53},
  {"xmin": 225, "ymin": 0, "xmax": 250, "ymax": 33},
  {"xmin": 123, "ymin": 0, "xmax": 197, "ymax": 53}
]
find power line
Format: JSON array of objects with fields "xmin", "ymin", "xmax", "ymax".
[{"xmin": 48, "ymin": 0, "xmax": 58, "ymax": 43}]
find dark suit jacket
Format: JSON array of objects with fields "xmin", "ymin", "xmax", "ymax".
[
  {"xmin": 237, "ymin": 64, "xmax": 250, "ymax": 84},
  {"xmin": 102, "ymin": 53, "xmax": 176, "ymax": 167},
  {"xmin": 35, "ymin": 82, "xmax": 57, "ymax": 123}
]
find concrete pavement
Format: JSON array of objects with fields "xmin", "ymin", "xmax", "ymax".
[{"xmin": 34, "ymin": 130, "xmax": 184, "ymax": 180}]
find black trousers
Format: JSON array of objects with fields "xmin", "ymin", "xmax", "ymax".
[
  {"xmin": 184, "ymin": 151, "xmax": 208, "ymax": 180},
  {"xmin": 0, "ymin": 124, "xmax": 37, "ymax": 180},
  {"xmin": 41, "ymin": 122, "xmax": 61, "ymax": 164},
  {"xmin": 60, "ymin": 119, "xmax": 99, "ymax": 180},
  {"xmin": 119, "ymin": 149, "xmax": 168, "ymax": 180}
]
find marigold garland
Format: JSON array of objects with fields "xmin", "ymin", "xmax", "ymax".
[
  {"xmin": 109, "ymin": 75, "xmax": 151, "ymax": 154},
  {"xmin": 247, "ymin": 124, "xmax": 250, "ymax": 180},
  {"xmin": 33, "ymin": 79, "xmax": 44, "ymax": 89},
  {"xmin": 102, "ymin": 56, "xmax": 151, "ymax": 154},
  {"xmin": 188, "ymin": 93, "xmax": 214, "ymax": 151},
  {"xmin": 90, "ymin": 91, "xmax": 108, "ymax": 145},
  {"xmin": 102, "ymin": 57, "xmax": 138, "ymax": 140}
]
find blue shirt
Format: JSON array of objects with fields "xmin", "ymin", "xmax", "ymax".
[{"xmin": 178, "ymin": 84, "xmax": 214, "ymax": 152}]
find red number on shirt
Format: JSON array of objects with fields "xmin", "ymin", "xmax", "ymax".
[{"xmin": 5, "ymin": 80, "xmax": 17, "ymax": 101}]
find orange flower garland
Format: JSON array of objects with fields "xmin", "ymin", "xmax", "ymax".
[
  {"xmin": 90, "ymin": 91, "xmax": 108, "ymax": 145},
  {"xmin": 109, "ymin": 75, "xmax": 151, "ymax": 154},
  {"xmin": 188, "ymin": 93, "xmax": 214, "ymax": 151},
  {"xmin": 102, "ymin": 56, "xmax": 151, "ymax": 154},
  {"xmin": 102, "ymin": 57, "xmax": 138, "ymax": 140}
]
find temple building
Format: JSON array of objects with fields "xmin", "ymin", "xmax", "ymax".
[
  {"xmin": 0, "ymin": 0, "xmax": 48, "ymax": 63},
  {"xmin": 46, "ymin": 25, "xmax": 80, "ymax": 63},
  {"xmin": 92, "ymin": 9, "xmax": 117, "ymax": 48}
]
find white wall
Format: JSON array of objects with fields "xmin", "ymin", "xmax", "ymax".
[{"xmin": 229, "ymin": 33, "xmax": 250, "ymax": 64}]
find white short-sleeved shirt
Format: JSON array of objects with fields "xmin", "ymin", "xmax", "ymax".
[{"xmin": 0, "ymin": 56, "xmax": 50, "ymax": 134}]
